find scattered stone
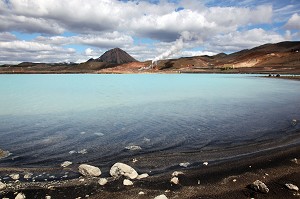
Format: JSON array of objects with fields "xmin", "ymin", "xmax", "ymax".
[
  {"xmin": 78, "ymin": 149, "xmax": 87, "ymax": 154},
  {"xmin": 78, "ymin": 164, "xmax": 101, "ymax": 177},
  {"xmin": 291, "ymin": 119, "xmax": 297, "ymax": 126},
  {"xmin": 69, "ymin": 150, "xmax": 77, "ymax": 154},
  {"xmin": 291, "ymin": 158, "xmax": 298, "ymax": 164},
  {"xmin": 123, "ymin": 179, "xmax": 133, "ymax": 186},
  {"xmin": 165, "ymin": 190, "xmax": 170, "ymax": 193},
  {"xmin": 172, "ymin": 171, "xmax": 184, "ymax": 177},
  {"xmin": 98, "ymin": 178, "xmax": 108, "ymax": 186},
  {"xmin": 197, "ymin": 180, "xmax": 201, "ymax": 185},
  {"xmin": 154, "ymin": 194, "xmax": 168, "ymax": 199},
  {"xmin": 79, "ymin": 179, "xmax": 85, "ymax": 182},
  {"xmin": 203, "ymin": 162, "xmax": 208, "ymax": 166},
  {"xmin": 94, "ymin": 132, "xmax": 104, "ymax": 136},
  {"xmin": 179, "ymin": 162, "xmax": 190, "ymax": 168},
  {"xmin": 45, "ymin": 196, "xmax": 51, "ymax": 199},
  {"xmin": 110, "ymin": 162, "xmax": 138, "ymax": 179},
  {"xmin": 143, "ymin": 137, "xmax": 151, "ymax": 143},
  {"xmin": 233, "ymin": 179, "xmax": 237, "ymax": 182},
  {"xmin": 137, "ymin": 173, "xmax": 149, "ymax": 179},
  {"xmin": 61, "ymin": 161, "xmax": 73, "ymax": 168},
  {"xmin": 125, "ymin": 145, "xmax": 142, "ymax": 151},
  {"xmin": 132, "ymin": 158, "xmax": 138, "ymax": 163},
  {"xmin": 0, "ymin": 181, "xmax": 6, "ymax": 190},
  {"xmin": 10, "ymin": 174, "xmax": 20, "ymax": 180},
  {"xmin": 138, "ymin": 191, "xmax": 145, "ymax": 195},
  {"xmin": 15, "ymin": 192, "xmax": 26, "ymax": 199},
  {"xmin": 285, "ymin": 183, "xmax": 299, "ymax": 191},
  {"xmin": 170, "ymin": 177, "xmax": 179, "ymax": 185},
  {"xmin": 24, "ymin": 173, "xmax": 33, "ymax": 179},
  {"xmin": 251, "ymin": 180, "xmax": 269, "ymax": 193},
  {"xmin": 85, "ymin": 195, "xmax": 89, "ymax": 197}
]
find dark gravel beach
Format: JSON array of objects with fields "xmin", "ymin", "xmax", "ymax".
[{"xmin": 0, "ymin": 142, "xmax": 299, "ymax": 199}]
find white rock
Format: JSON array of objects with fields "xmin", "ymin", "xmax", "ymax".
[
  {"xmin": 172, "ymin": 171, "xmax": 184, "ymax": 177},
  {"xmin": 154, "ymin": 194, "xmax": 168, "ymax": 199},
  {"xmin": 45, "ymin": 196, "xmax": 51, "ymax": 199},
  {"xmin": 170, "ymin": 177, "xmax": 179, "ymax": 185},
  {"xmin": 0, "ymin": 181, "xmax": 6, "ymax": 190},
  {"xmin": 24, "ymin": 173, "xmax": 33, "ymax": 179},
  {"xmin": 15, "ymin": 192, "xmax": 26, "ymax": 199},
  {"xmin": 203, "ymin": 162, "xmax": 208, "ymax": 166},
  {"xmin": 179, "ymin": 162, "xmax": 190, "ymax": 168},
  {"xmin": 123, "ymin": 179, "xmax": 133, "ymax": 186},
  {"xmin": 252, "ymin": 180, "xmax": 269, "ymax": 193},
  {"xmin": 78, "ymin": 149, "xmax": 87, "ymax": 154},
  {"xmin": 61, "ymin": 161, "xmax": 72, "ymax": 168},
  {"xmin": 98, "ymin": 178, "xmax": 108, "ymax": 186},
  {"xmin": 78, "ymin": 164, "xmax": 101, "ymax": 177},
  {"xmin": 10, "ymin": 174, "xmax": 20, "ymax": 180},
  {"xmin": 125, "ymin": 145, "xmax": 142, "ymax": 151},
  {"xmin": 137, "ymin": 173, "xmax": 149, "ymax": 179},
  {"xmin": 285, "ymin": 183, "xmax": 299, "ymax": 191},
  {"xmin": 110, "ymin": 163, "xmax": 138, "ymax": 179},
  {"xmin": 138, "ymin": 191, "xmax": 145, "ymax": 195}
]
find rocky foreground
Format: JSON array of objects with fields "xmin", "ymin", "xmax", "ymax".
[{"xmin": 0, "ymin": 145, "xmax": 299, "ymax": 199}]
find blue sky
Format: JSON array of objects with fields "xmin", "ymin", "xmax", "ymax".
[{"xmin": 0, "ymin": 0, "xmax": 299, "ymax": 64}]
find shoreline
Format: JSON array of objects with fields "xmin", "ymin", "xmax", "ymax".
[{"xmin": 1, "ymin": 142, "xmax": 299, "ymax": 198}]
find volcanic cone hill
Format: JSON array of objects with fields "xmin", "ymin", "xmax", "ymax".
[{"xmin": 95, "ymin": 48, "xmax": 137, "ymax": 64}]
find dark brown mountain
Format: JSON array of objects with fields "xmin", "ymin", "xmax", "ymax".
[{"xmin": 95, "ymin": 48, "xmax": 137, "ymax": 64}]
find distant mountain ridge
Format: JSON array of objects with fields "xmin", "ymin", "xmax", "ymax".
[{"xmin": 93, "ymin": 48, "xmax": 137, "ymax": 64}]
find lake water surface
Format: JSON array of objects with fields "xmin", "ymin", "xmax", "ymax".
[{"xmin": 0, "ymin": 74, "xmax": 299, "ymax": 176}]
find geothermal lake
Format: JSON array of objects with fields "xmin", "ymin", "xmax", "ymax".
[{"xmin": 0, "ymin": 74, "xmax": 300, "ymax": 176}]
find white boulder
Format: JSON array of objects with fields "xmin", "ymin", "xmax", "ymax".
[
  {"xmin": 137, "ymin": 173, "xmax": 149, "ymax": 179},
  {"xmin": 0, "ymin": 181, "xmax": 6, "ymax": 190},
  {"xmin": 98, "ymin": 178, "xmax": 108, "ymax": 186},
  {"xmin": 15, "ymin": 192, "xmax": 26, "ymax": 199},
  {"xmin": 78, "ymin": 164, "xmax": 101, "ymax": 177},
  {"xmin": 285, "ymin": 183, "xmax": 299, "ymax": 191},
  {"xmin": 61, "ymin": 161, "xmax": 72, "ymax": 168},
  {"xmin": 110, "ymin": 163, "xmax": 138, "ymax": 179},
  {"xmin": 123, "ymin": 179, "xmax": 133, "ymax": 186},
  {"xmin": 170, "ymin": 177, "xmax": 179, "ymax": 185},
  {"xmin": 10, "ymin": 173, "xmax": 20, "ymax": 180},
  {"xmin": 252, "ymin": 180, "xmax": 269, "ymax": 193},
  {"xmin": 154, "ymin": 194, "xmax": 168, "ymax": 199}
]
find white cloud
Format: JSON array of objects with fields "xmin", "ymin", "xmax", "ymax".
[
  {"xmin": 0, "ymin": 32, "xmax": 17, "ymax": 41},
  {"xmin": 285, "ymin": 13, "xmax": 300, "ymax": 30},
  {"xmin": 206, "ymin": 28, "xmax": 285, "ymax": 52}
]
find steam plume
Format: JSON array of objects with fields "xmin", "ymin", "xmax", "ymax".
[{"xmin": 151, "ymin": 31, "xmax": 194, "ymax": 67}]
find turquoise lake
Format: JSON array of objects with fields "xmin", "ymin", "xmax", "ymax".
[{"xmin": 0, "ymin": 74, "xmax": 300, "ymax": 177}]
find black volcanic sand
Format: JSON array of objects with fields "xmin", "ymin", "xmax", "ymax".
[{"xmin": 0, "ymin": 143, "xmax": 300, "ymax": 199}]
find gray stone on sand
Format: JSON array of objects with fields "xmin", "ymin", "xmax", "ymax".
[
  {"xmin": 123, "ymin": 179, "xmax": 133, "ymax": 186},
  {"xmin": 251, "ymin": 180, "xmax": 269, "ymax": 193},
  {"xmin": 285, "ymin": 183, "xmax": 299, "ymax": 191},
  {"xmin": 170, "ymin": 177, "xmax": 179, "ymax": 185},
  {"xmin": 78, "ymin": 164, "xmax": 101, "ymax": 177},
  {"xmin": 10, "ymin": 173, "xmax": 20, "ymax": 180},
  {"xmin": 154, "ymin": 194, "xmax": 168, "ymax": 199},
  {"xmin": 137, "ymin": 173, "xmax": 149, "ymax": 179},
  {"xmin": 61, "ymin": 161, "xmax": 72, "ymax": 168},
  {"xmin": 172, "ymin": 171, "xmax": 184, "ymax": 177},
  {"xmin": 0, "ymin": 181, "xmax": 6, "ymax": 190},
  {"xmin": 110, "ymin": 162, "xmax": 138, "ymax": 179},
  {"xmin": 98, "ymin": 178, "xmax": 108, "ymax": 186},
  {"xmin": 24, "ymin": 173, "xmax": 33, "ymax": 179},
  {"xmin": 15, "ymin": 192, "xmax": 26, "ymax": 199}
]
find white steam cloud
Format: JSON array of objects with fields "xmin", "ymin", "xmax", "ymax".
[{"xmin": 151, "ymin": 31, "xmax": 197, "ymax": 66}]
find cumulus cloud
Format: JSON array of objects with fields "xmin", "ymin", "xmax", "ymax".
[
  {"xmin": 206, "ymin": 28, "xmax": 285, "ymax": 52},
  {"xmin": 285, "ymin": 13, "xmax": 300, "ymax": 30},
  {"xmin": 0, "ymin": 39, "xmax": 76, "ymax": 63},
  {"xmin": 0, "ymin": 0, "xmax": 297, "ymax": 63}
]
